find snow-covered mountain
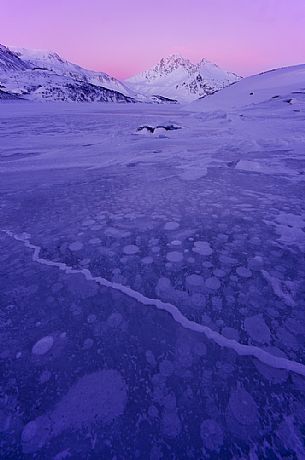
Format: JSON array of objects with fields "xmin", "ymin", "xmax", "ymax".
[
  {"xmin": 0, "ymin": 44, "xmax": 29, "ymax": 72},
  {"xmin": 10, "ymin": 47, "xmax": 135, "ymax": 97},
  {"xmin": 126, "ymin": 54, "xmax": 241, "ymax": 102},
  {"xmin": 0, "ymin": 45, "xmax": 240, "ymax": 104},
  {"xmin": 0, "ymin": 44, "xmax": 137, "ymax": 103},
  {"xmin": 189, "ymin": 64, "xmax": 305, "ymax": 111}
]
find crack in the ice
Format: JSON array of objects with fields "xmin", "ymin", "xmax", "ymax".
[{"xmin": 2, "ymin": 229, "xmax": 305, "ymax": 378}]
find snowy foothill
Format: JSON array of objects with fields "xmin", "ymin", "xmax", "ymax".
[{"xmin": 190, "ymin": 64, "xmax": 305, "ymax": 112}]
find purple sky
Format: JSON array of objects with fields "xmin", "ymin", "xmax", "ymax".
[{"xmin": 1, "ymin": 0, "xmax": 305, "ymax": 78}]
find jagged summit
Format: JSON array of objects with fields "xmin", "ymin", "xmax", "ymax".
[
  {"xmin": 159, "ymin": 53, "xmax": 192, "ymax": 67},
  {"xmin": 128, "ymin": 54, "xmax": 193, "ymax": 83},
  {"xmin": 126, "ymin": 54, "xmax": 241, "ymax": 102}
]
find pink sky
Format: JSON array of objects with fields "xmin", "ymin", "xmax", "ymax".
[{"xmin": 1, "ymin": 0, "xmax": 305, "ymax": 79}]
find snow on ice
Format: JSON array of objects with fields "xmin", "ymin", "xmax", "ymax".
[{"xmin": 1, "ymin": 63, "xmax": 305, "ymax": 459}]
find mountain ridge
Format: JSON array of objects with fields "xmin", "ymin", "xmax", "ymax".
[
  {"xmin": 126, "ymin": 54, "xmax": 241, "ymax": 102},
  {"xmin": 0, "ymin": 44, "xmax": 140, "ymax": 103},
  {"xmin": 10, "ymin": 46, "xmax": 135, "ymax": 97},
  {"xmin": 0, "ymin": 44, "xmax": 240, "ymax": 103}
]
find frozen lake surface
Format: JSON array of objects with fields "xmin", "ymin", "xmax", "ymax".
[{"xmin": 1, "ymin": 101, "xmax": 305, "ymax": 459}]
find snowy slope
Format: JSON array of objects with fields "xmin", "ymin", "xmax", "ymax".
[
  {"xmin": 0, "ymin": 44, "xmax": 29, "ymax": 72},
  {"xmin": 126, "ymin": 54, "xmax": 240, "ymax": 102},
  {"xmin": 11, "ymin": 46, "xmax": 135, "ymax": 97},
  {"xmin": 0, "ymin": 88, "xmax": 22, "ymax": 100},
  {"xmin": 190, "ymin": 64, "xmax": 305, "ymax": 111},
  {"xmin": 0, "ymin": 44, "xmax": 137, "ymax": 103},
  {"xmin": 1, "ymin": 69, "xmax": 137, "ymax": 103}
]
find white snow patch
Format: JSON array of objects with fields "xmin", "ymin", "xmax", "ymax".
[
  {"xmin": 166, "ymin": 251, "xmax": 183, "ymax": 263},
  {"xmin": 104, "ymin": 227, "xmax": 131, "ymax": 238},
  {"xmin": 193, "ymin": 241, "xmax": 213, "ymax": 256},
  {"xmin": 32, "ymin": 336, "xmax": 54, "ymax": 356},
  {"xmin": 141, "ymin": 256, "xmax": 154, "ymax": 265},
  {"xmin": 69, "ymin": 241, "xmax": 83, "ymax": 251},
  {"xmin": 261, "ymin": 270, "xmax": 295, "ymax": 307},
  {"xmin": 164, "ymin": 221, "xmax": 180, "ymax": 231},
  {"xmin": 170, "ymin": 240, "xmax": 182, "ymax": 246},
  {"xmin": 205, "ymin": 277, "xmax": 221, "ymax": 290},
  {"xmin": 236, "ymin": 267, "xmax": 252, "ymax": 278},
  {"xmin": 123, "ymin": 244, "xmax": 139, "ymax": 255},
  {"xmin": 186, "ymin": 274, "xmax": 204, "ymax": 289}
]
